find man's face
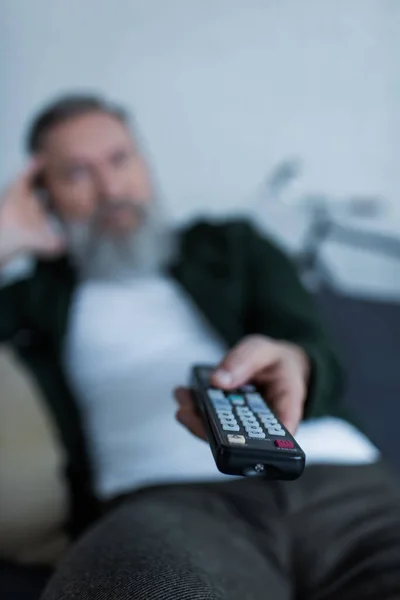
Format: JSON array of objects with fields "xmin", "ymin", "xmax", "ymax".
[
  {"xmin": 41, "ymin": 111, "xmax": 152, "ymax": 234},
  {"xmin": 38, "ymin": 109, "xmax": 173, "ymax": 282}
]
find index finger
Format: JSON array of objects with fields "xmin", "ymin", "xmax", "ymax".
[
  {"xmin": 211, "ymin": 335, "xmax": 280, "ymax": 389},
  {"xmin": 15, "ymin": 157, "xmax": 45, "ymax": 191}
]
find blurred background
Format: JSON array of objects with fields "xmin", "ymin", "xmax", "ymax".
[
  {"xmin": 1, "ymin": 0, "xmax": 400, "ymax": 293},
  {"xmin": 1, "ymin": 0, "xmax": 400, "ymax": 566}
]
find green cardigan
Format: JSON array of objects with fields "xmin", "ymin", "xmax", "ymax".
[{"xmin": 0, "ymin": 219, "xmax": 346, "ymax": 537}]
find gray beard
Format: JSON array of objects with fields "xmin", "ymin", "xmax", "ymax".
[{"xmin": 63, "ymin": 203, "xmax": 177, "ymax": 283}]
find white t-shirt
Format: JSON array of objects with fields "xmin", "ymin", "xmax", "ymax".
[{"xmin": 62, "ymin": 276, "xmax": 380, "ymax": 500}]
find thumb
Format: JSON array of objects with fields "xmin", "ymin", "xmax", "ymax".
[
  {"xmin": 36, "ymin": 235, "xmax": 66, "ymax": 257},
  {"xmin": 36, "ymin": 232, "xmax": 66, "ymax": 257},
  {"xmin": 211, "ymin": 335, "xmax": 281, "ymax": 389},
  {"xmin": 26, "ymin": 221, "xmax": 67, "ymax": 257}
]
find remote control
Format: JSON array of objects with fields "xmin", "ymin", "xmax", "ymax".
[{"xmin": 191, "ymin": 365, "xmax": 306, "ymax": 480}]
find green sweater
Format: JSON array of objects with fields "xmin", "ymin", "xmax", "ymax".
[{"xmin": 0, "ymin": 219, "xmax": 346, "ymax": 537}]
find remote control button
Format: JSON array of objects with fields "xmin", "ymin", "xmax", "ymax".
[
  {"xmin": 247, "ymin": 430, "xmax": 264, "ymax": 438},
  {"xmin": 227, "ymin": 434, "xmax": 246, "ymax": 445},
  {"xmin": 245, "ymin": 425, "xmax": 263, "ymax": 433},
  {"xmin": 229, "ymin": 394, "xmax": 245, "ymax": 406},
  {"xmin": 244, "ymin": 420, "xmax": 261, "ymax": 427},
  {"xmin": 246, "ymin": 393, "xmax": 266, "ymax": 410},
  {"xmin": 244, "ymin": 424, "xmax": 261, "ymax": 433},
  {"xmin": 211, "ymin": 395, "xmax": 230, "ymax": 404},
  {"xmin": 249, "ymin": 431, "xmax": 266, "ymax": 439},
  {"xmin": 219, "ymin": 417, "xmax": 238, "ymax": 425},
  {"xmin": 268, "ymin": 424, "xmax": 284, "ymax": 432},
  {"xmin": 267, "ymin": 428, "xmax": 285, "ymax": 436},
  {"xmin": 254, "ymin": 407, "xmax": 272, "ymax": 416},
  {"xmin": 222, "ymin": 424, "xmax": 240, "ymax": 431},
  {"xmin": 260, "ymin": 413, "xmax": 276, "ymax": 420},
  {"xmin": 217, "ymin": 410, "xmax": 234, "ymax": 418},
  {"xmin": 239, "ymin": 412, "xmax": 257, "ymax": 420},
  {"xmin": 219, "ymin": 411, "xmax": 236, "ymax": 418},
  {"xmin": 213, "ymin": 403, "xmax": 232, "ymax": 413},
  {"xmin": 274, "ymin": 440, "xmax": 294, "ymax": 449},
  {"xmin": 239, "ymin": 384, "xmax": 256, "ymax": 393},
  {"xmin": 254, "ymin": 402, "xmax": 272, "ymax": 416},
  {"xmin": 241, "ymin": 417, "xmax": 259, "ymax": 426},
  {"xmin": 221, "ymin": 420, "xmax": 238, "ymax": 428},
  {"xmin": 237, "ymin": 412, "xmax": 252, "ymax": 420},
  {"xmin": 208, "ymin": 389, "xmax": 225, "ymax": 401},
  {"xmin": 236, "ymin": 406, "xmax": 252, "ymax": 415},
  {"xmin": 260, "ymin": 416, "xmax": 278, "ymax": 425}
]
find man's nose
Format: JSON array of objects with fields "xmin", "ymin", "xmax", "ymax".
[{"xmin": 96, "ymin": 170, "xmax": 121, "ymax": 200}]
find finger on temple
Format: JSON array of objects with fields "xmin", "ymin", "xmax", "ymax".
[{"xmin": 17, "ymin": 157, "xmax": 45, "ymax": 190}]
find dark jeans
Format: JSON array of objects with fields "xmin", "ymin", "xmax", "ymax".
[
  {"xmin": 6, "ymin": 462, "xmax": 400, "ymax": 599},
  {"xmin": 0, "ymin": 560, "xmax": 52, "ymax": 600}
]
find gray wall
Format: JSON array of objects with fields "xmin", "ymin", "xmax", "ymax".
[{"xmin": 1, "ymin": 0, "xmax": 399, "ymax": 297}]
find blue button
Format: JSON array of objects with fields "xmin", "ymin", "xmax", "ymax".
[{"xmin": 229, "ymin": 394, "xmax": 245, "ymax": 406}]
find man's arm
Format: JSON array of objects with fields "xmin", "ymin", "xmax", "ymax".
[
  {"xmin": 0, "ymin": 284, "xmax": 25, "ymax": 342},
  {"xmin": 0, "ymin": 160, "xmax": 65, "ymax": 342},
  {"xmin": 0, "ymin": 259, "xmax": 31, "ymax": 342},
  {"xmin": 175, "ymin": 220, "xmax": 345, "ymax": 440},
  {"xmin": 244, "ymin": 222, "xmax": 345, "ymax": 419}
]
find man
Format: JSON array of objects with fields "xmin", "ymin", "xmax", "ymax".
[{"xmin": 0, "ymin": 94, "xmax": 398, "ymax": 600}]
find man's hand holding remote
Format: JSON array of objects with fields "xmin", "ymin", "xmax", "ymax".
[{"xmin": 175, "ymin": 334, "xmax": 310, "ymax": 439}]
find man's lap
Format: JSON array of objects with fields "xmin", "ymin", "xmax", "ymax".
[
  {"xmin": 0, "ymin": 560, "xmax": 53, "ymax": 600},
  {"xmin": 38, "ymin": 461, "xmax": 400, "ymax": 599},
  {"xmin": 289, "ymin": 461, "xmax": 400, "ymax": 599}
]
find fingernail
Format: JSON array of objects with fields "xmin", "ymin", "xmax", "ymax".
[{"xmin": 213, "ymin": 369, "xmax": 233, "ymax": 387}]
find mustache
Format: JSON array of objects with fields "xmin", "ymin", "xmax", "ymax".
[
  {"xmin": 95, "ymin": 199, "xmax": 148, "ymax": 221},
  {"xmin": 64, "ymin": 196, "xmax": 176, "ymax": 282}
]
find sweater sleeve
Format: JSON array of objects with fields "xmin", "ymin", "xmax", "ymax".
[
  {"xmin": 0, "ymin": 256, "xmax": 33, "ymax": 342},
  {"xmin": 244, "ymin": 222, "xmax": 346, "ymax": 420}
]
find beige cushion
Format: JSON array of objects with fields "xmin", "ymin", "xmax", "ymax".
[{"xmin": 0, "ymin": 347, "xmax": 69, "ymax": 565}]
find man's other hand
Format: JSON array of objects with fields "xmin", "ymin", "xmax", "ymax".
[
  {"xmin": 174, "ymin": 335, "xmax": 310, "ymax": 440},
  {"xmin": 0, "ymin": 160, "xmax": 65, "ymax": 264}
]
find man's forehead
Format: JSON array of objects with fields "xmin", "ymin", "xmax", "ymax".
[{"xmin": 42, "ymin": 111, "xmax": 134, "ymax": 159}]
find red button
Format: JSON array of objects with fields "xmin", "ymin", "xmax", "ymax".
[{"xmin": 274, "ymin": 440, "xmax": 294, "ymax": 449}]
